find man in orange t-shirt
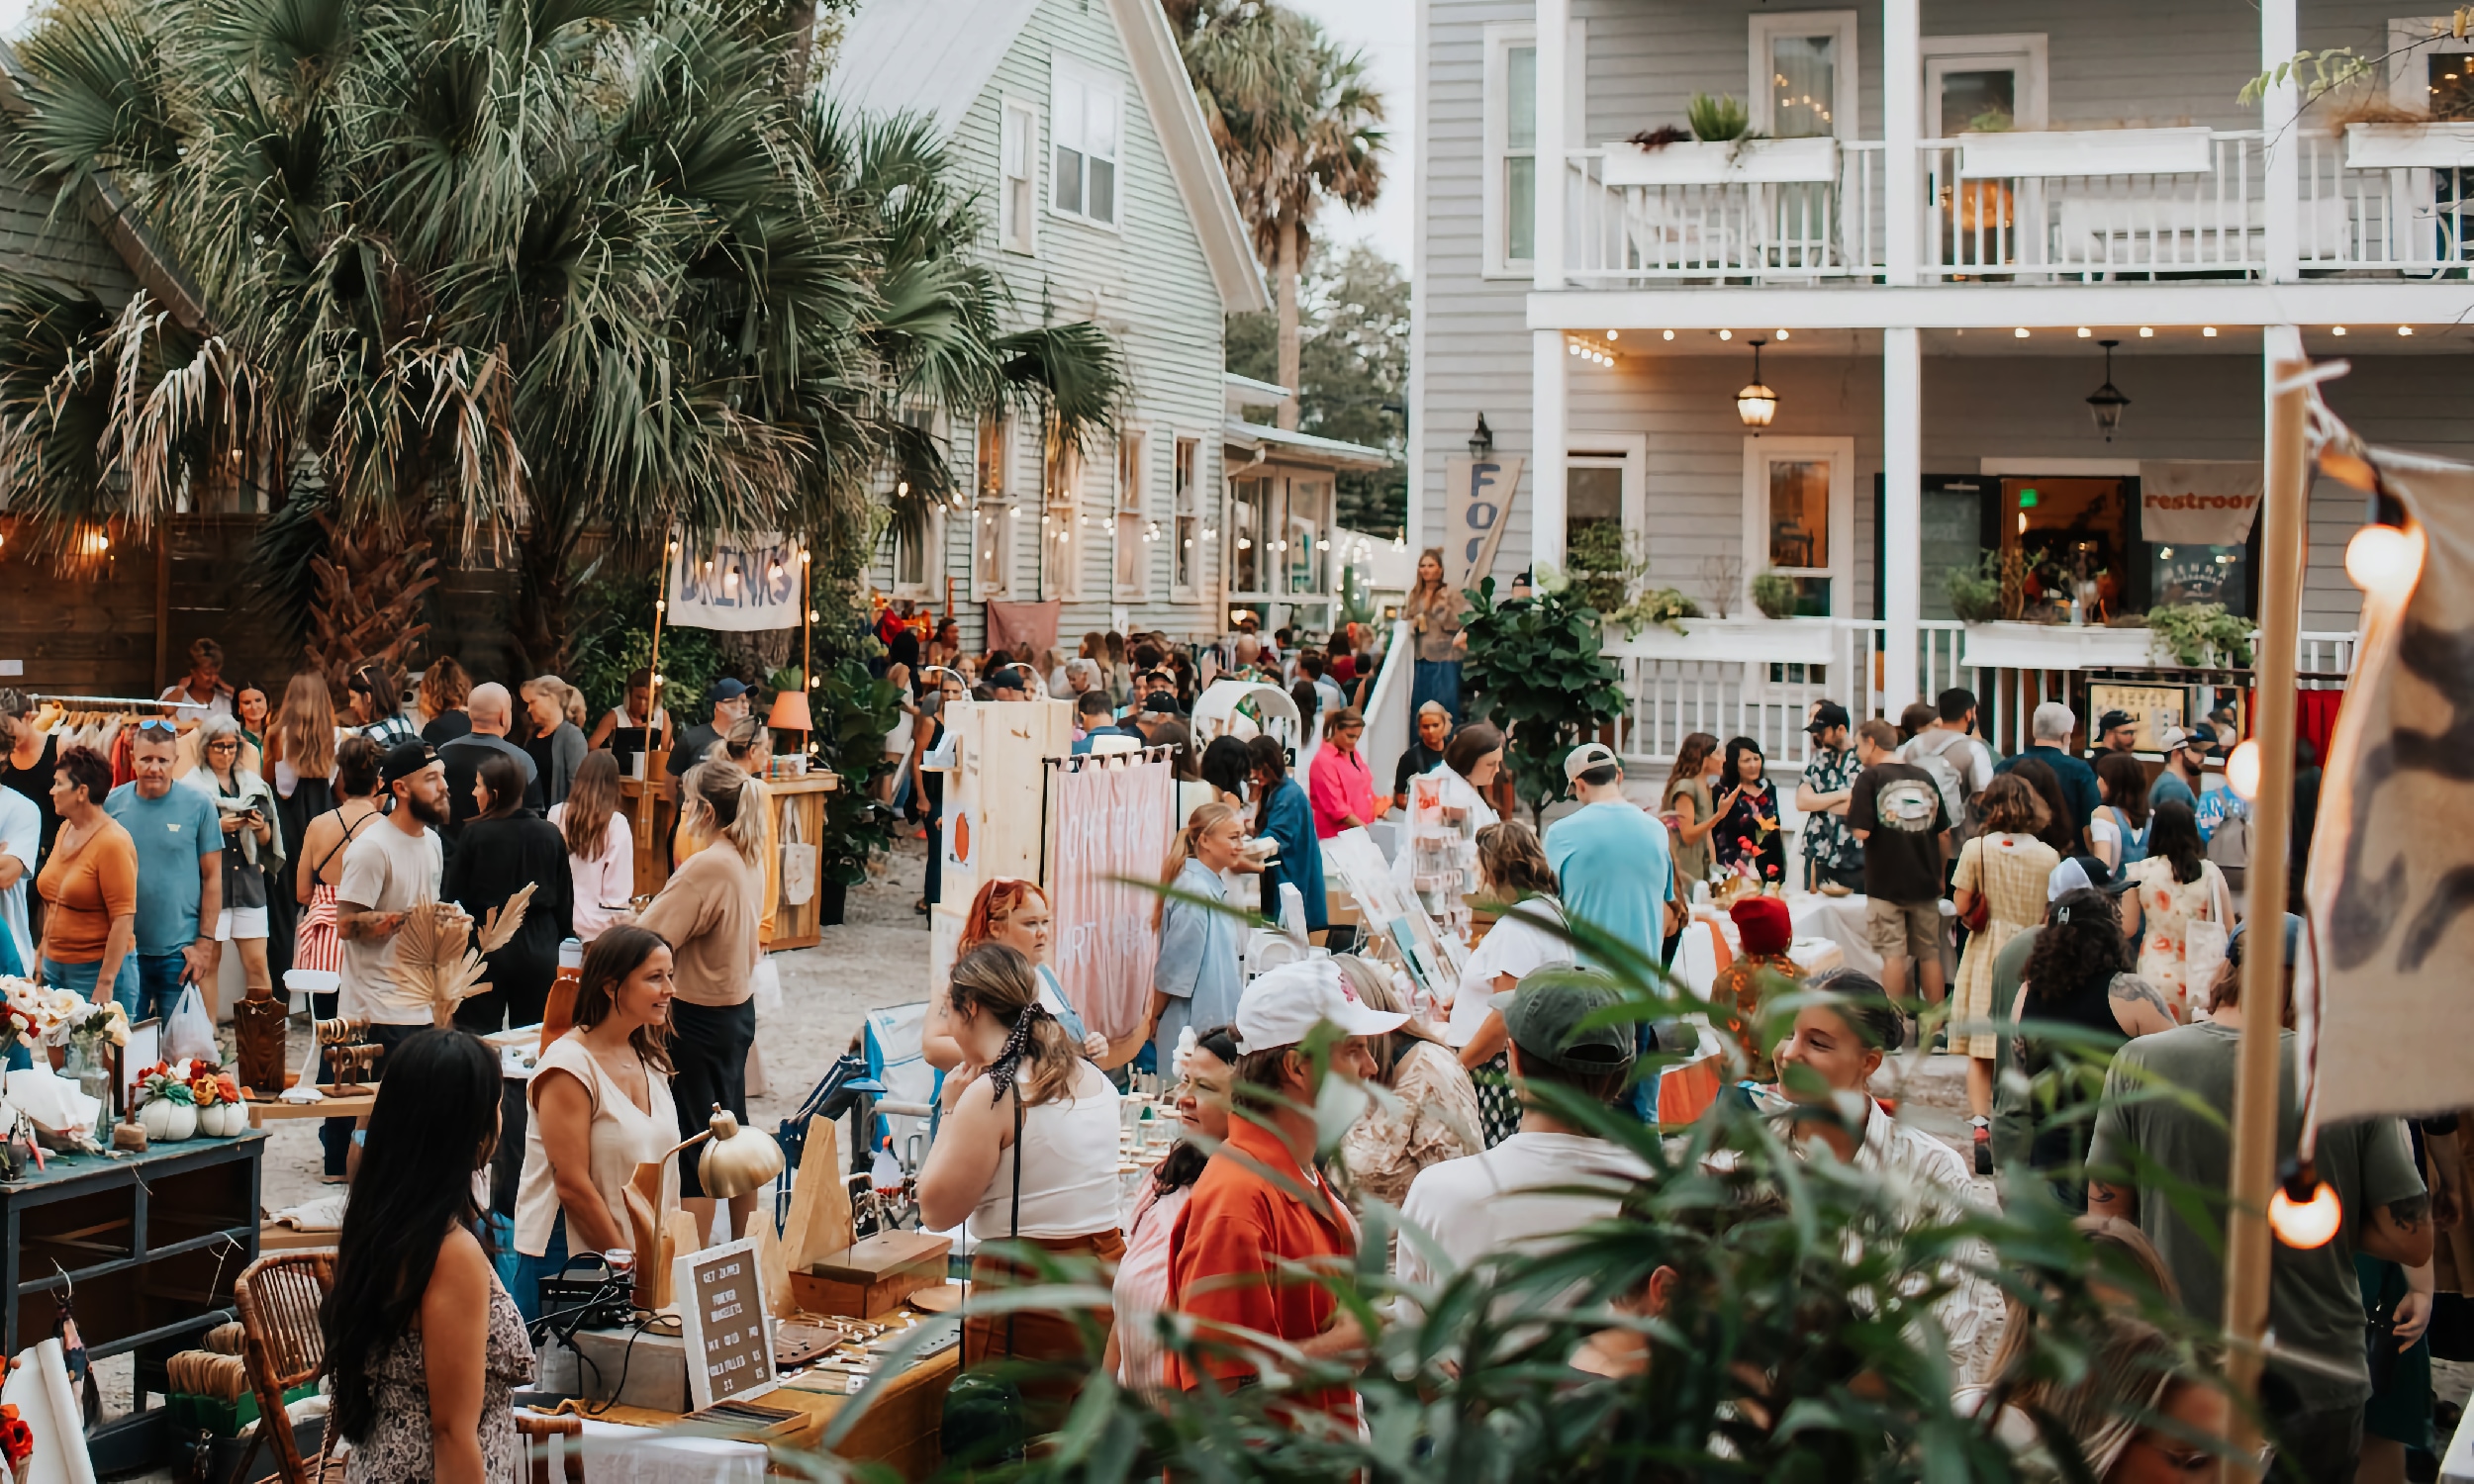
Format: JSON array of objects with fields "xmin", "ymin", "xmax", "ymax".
[{"xmin": 1165, "ymin": 959, "xmax": 1405, "ymax": 1431}]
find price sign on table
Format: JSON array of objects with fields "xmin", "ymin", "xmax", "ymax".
[{"xmin": 675, "ymin": 1237, "xmax": 778, "ymax": 1409}]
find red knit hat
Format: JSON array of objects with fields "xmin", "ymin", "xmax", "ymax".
[{"xmin": 1731, "ymin": 894, "xmax": 1793, "ymax": 957}]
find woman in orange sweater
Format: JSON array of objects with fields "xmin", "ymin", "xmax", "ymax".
[{"xmin": 36, "ymin": 745, "xmax": 139, "ymax": 1024}]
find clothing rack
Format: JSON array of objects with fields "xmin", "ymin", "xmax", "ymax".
[{"xmin": 35, "ymin": 694, "xmax": 185, "ymax": 710}]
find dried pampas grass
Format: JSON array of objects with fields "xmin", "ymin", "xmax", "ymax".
[{"xmin": 395, "ymin": 882, "xmax": 537, "ymax": 1028}]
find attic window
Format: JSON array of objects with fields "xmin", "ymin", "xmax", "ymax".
[{"xmin": 1050, "ymin": 61, "xmax": 1121, "ymax": 228}]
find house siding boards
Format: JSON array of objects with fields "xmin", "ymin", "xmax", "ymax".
[
  {"xmin": 0, "ymin": 177, "xmax": 138, "ymax": 301},
  {"xmin": 849, "ymin": 0, "xmax": 1235, "ymax": 653}
]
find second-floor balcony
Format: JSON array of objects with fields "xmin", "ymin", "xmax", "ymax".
[{"xmin": 1565, "ymin": 127, "xmax": 2474, "ymax": 287}]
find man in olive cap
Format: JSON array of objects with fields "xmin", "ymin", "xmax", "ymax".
[{"xmin": 1394, "ymin": 971, "xmax": 1649, "ymax": 1296}]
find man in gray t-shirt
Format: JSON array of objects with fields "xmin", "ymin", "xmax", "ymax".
[{"xmin": 2088, "ymin": 951, "xmax": 2428, "ymax": 1481}]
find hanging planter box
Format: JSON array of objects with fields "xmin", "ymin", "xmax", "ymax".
[
  {"xmin": 2344, "ymin": 122, "xmax": 2474, "ymax": 169},
  {"xmin": 1960, "ymin": 621, "xmax": 2160, "ymax": 671},
  {"xmin": 1955, "ymin": 126, "xmax": 2214, "ymax": 179},
  {"xmin": 1603, "ymin": 615, "xmax": 1838, "ymax": 665},
  {"xmin": 1599, "ymin": 137, "xmax": 1840, "ymax": 186}
]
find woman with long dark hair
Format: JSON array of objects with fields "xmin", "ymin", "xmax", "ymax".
[
  {"xmin": 550, "ymin": 751, "xmax": 633, "ymax": 943},
  {"xmin": 1405, "ymin": 547, "xmax": 1466, "ymax": 722},
  {"xmin": 2089, "ymin": 750, "xmax": 2152, "ymax": 872},
  {"xmin": 439, "ymin": 752, "xmax": 574, "ymax": 1033},
  {"xmin": 2119, "ymin": 799, "xmax": 2232, "ymax": 1022},
  {"xmin": 916, "ymin": 944, "xmax": 1122, "ymax": 1400},
  {"xmin": 2007, "ymin": 754, "xmax": 2081, "ymax": 859},
  {"xmin": 1107, "ymin": 1025, "xmax": 1234, "ymax": 1400},
  {"xmin": 2013, "ymin": 888, "xmax": 2174, "ymax": 1207},
  {"xmin": 1661, "ymin": 731, "xmax": 1723, "ymax": 901},
  {"xmin": 510, "ymin": 925, "xmax": 678, "ymax": 1321},
  {"xmin": 324, "ymin": 1028, "xmax": 529, "ymax": 1484},
  {"xmin": 347, "ymin": 664, "xmax": 416, "ymax": 750},
  {"xmin": 1711, "ymin": 736, "xmax": 1784, "ymax": 885},
  {"xmin": 1248, "ymin": 733, "xmax": 1326, "ymax": 934}
]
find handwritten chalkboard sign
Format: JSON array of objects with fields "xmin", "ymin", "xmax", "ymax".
[{"xmin": 675, "ymin": 1237, "xmax": 777, "ymax": 1409}]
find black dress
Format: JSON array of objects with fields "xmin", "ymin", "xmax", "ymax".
[
  {"xmin": 1712, "ymin": 777, "xmax": 1788, "ymax": 886},
  {"xmin": 268, "ymin": 769, "xmax": 336, "ymax": 988},
  {"xmin": 438, "ymin": 811, "xmax": 575, "ymax": 1033},
  {"xmin": 1, "ymin": 734, "xmax": 57, "ymax": 944},
  {"xmin": 2015, "ymin": 970, "xmax": 2130, "ymax": 1206}
]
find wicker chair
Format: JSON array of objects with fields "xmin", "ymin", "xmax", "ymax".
[
  {"xmin": 232, "ymin": 1252, "xmax": 342, "ymax": 1484},
  {"xmin": 514, "ymin": 1414, "xmax": 584, "ymax": 1484}
]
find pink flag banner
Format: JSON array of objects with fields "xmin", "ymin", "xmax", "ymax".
[{"xmin": 1049, "ymin": 756, "xmax": 1176, "ymax": 1040}]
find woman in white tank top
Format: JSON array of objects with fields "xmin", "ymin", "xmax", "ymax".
[
  {"xmin": 916, "ymin": 942, "xmax": 1123, "ymax": 1404},
  {"xmin": 512, "ymin": 925, "xmax": 680, "ymax": 1323}
]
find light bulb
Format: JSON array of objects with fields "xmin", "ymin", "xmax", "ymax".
[
  {"xmin": 2139, "ymin": 326, "xmax": 2154, "ymax": 337},
  {"xmin": 1774, "ymin": 328, "xmax": 1789, "ymax": 340},
  {"xmin": 1662, "ymin": 329, "xmax": 1675, "ymax": 340},
  {"xmin": 2203, "ymin": 326, "xmax": 2219, "ymax": 337},
  {"xmin": 1719, "ymin": 328, "xmax": 1733, "ymax": 340},
  {"xmin": 2269, "ymin": 1182, "xmax": 2342, "ymax": 1249},
  {"xmin": 2345, "ymin": 523, "xmax": 2424, "ymax": 599},
  {"xmin": 2332, "ymin": 325, "xmax": 2348, "ymax": 336},
  {"xmin": 2014, "ymin": 326, "xmax": 2030, "ymax": 338},
  {"xmin": 2225, "ymin": 739, "xmax": 2261, "ymax": 800},
  {"xmin": 2400, "ymin": 325, "xmax": 2416, "ymax": 335},
  {"xmin": 2077, "ymin": 326, "xmax": 2093, "ymax": 337},
  {"xmin": 1605, "ymin": 328, "xmax": 1618, "ymax": 340}
]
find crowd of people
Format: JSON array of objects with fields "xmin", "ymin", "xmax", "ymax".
[{"xmin": 23, "ymin": 611, "xmax": 2433, "ymax": 1483}]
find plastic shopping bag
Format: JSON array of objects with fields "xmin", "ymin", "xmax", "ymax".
[{"xmin": 164, "ymin": 983, "xmax": 218, "ymax": 1065}]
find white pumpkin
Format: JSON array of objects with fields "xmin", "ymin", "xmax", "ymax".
[
  {"xmin": 141, "ymin": 1098, "xmax": 199, "ymax": 1142},
  {"xmin": 198, "ymin": 1102, "xmax": 247, "ymax": 1138}
]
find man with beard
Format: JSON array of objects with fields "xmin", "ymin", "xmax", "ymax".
[{"xmin": 336, "ymin": 741, "xmax": 451, "ymax": 1065}]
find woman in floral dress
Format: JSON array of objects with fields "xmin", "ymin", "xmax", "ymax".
[{"xmin": 2120, "ymin": 799, "xmax": 2232, "ymax": 1022}]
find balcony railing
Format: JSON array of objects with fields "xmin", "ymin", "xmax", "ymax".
[
  {"xmin": 1563, "ymin": 131, "xmax": 2474, "ymax": 287},
  {"xmin": 1604, "ymin": 619, "xmax": 2355, "ymax": 769}
]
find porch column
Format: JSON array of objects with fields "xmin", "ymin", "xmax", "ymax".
[
  {"xmin": 2261, "ymin": 0, "xmax": 2299, "ymax": 280},
  {"xmin": 1531, "ymin": 329, "xmax": 1568, "ymax": 573},
  {"xmin": 1533, "ymin": 0, "xmax": 1568, "ymax": 292},
  {"xmin": 1881, "ymin": 0, "xmax": 1921, "ymax": 285},
  {"xmin": 1881, "ymin": 326, "xmax": 1922, "ymax": 713}
]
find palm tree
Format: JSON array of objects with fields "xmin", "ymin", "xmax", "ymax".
[
  {"xmin": 1182, "ymin": 0, "xmax": 1382, "ymax": 431},
  {"xmin": 0, "ymin": 0, "xmax": 1121, "ymax": 678}
]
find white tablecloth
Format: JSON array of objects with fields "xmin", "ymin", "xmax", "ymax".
[{"xmin": 1788, "ymin": 893, "xmax": 1882, "ymax": 978}]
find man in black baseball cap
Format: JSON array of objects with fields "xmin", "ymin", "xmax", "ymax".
[
  {"xmin": 2093, "ymin": 709, "xmax": 2138, "ymax": 755},
  {"xmin": 1395, "ymin": 972, "xmax": 1648, "ymax": 1298},
  {"xmin": 666, "ymin": 678, "xmax": 751, "ymax": 778}
]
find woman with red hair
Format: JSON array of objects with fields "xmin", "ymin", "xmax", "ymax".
[{"xmin": 924, "ymin": 879, "xmax": 1110, "ymax": 1073}]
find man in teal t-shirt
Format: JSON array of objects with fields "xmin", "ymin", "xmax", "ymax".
[
  {"xmin": 1543, "ymin": 744, "xmax": 1673, "ymax": 1119},
  {"xmin": 104, "ymin": 723, "xmax": 221, "ymax": 1021}
]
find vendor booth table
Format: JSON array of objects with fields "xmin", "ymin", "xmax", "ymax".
[
  {"xmin": 619, "ymin": 771, "xmax": 840, "ymax": 949},
  {"xmin": 541, "ymin": 1345, "xmax": 957, "ymax": 1480},
  {"xmin": 0, "ymin": 1132, "xmax": 265, "ymax": 1473}
]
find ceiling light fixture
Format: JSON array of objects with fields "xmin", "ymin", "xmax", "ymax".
[
  {"xmin": 2077, "ymin": 327, "xmax": 2093, "ymax": 338},
  {"xmin": 1737, "ymin": 338, "xmax": 1778, "ymax": 429},
  {"xmin": 2139, "ymin": 326, "xmax": 2155, "ymax": 337},
  {"xmin": 2085, "ymin": 338, "xmax": 2131, "ymax": 442},
  {"xmin": 2014, "ymin": 326, "xmax": 2030, "ymax": 338}
]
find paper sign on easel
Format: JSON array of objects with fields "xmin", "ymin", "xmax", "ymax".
[
  {"xmin": 1321, "ymin": 827, "xmax": 1470, "ymax": 995},
  {"xmin": 675, "ymin": 1237, "xmax": 777, "ymax": 1410}
]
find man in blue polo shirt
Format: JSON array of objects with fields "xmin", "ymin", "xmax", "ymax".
[
  {"xmin": 105, "ymin": 720, "xmax": 221, "ymax": 1021},
  {"xmin": 1544, "ymin": 742, "xmax": 1672, "ymax": 1120}
]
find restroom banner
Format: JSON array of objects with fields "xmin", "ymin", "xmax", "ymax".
[
  {"xmin": 1444, "ymin": 456, "xmax": 1524, "ymax": 590},
  {"xmin": 665, "ymin": 528, "xmax": 804, "ymax": 631},
  {"xmin": 2139, "ymin": 461, "xmax": 2263, "ymax": 546}
]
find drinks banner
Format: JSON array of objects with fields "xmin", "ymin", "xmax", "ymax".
[
  {"xmin": 1049, "ymin": 757, "xmax": 1175, "ymax": 1040},
  {"xmin": 667, "ymin": 528, "xmax": 804, "ymax": 631}
]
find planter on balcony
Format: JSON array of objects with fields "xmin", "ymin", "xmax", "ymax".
[
  {"xmin": 1953, "ymin": 126, "xmax": 2213, "ymax": 179},
  {"xmin": 1599, "ymin": 136, "xmax": 1839, "ymax": 187},
  {"xmin": 1959, "ymin": 621, "xmax": 2160, "ymax": 671},
  {"xmin": 1602, "ymin": 615, "xmax": 1838, "ymax": 665},
  {"xmin": 2343, "ymin": 122, "xmax": 2474, "ymax": 169}
]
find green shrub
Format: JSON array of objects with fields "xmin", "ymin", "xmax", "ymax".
[
  {"xmin": 1461, "ymin": 577, "xmax": 1626, "ymax": 820},
  {"xmin": 1750, "ymin": 570, "xmax": 1800, "ymax": 619},
  {"xmin": 2145, "ymin": 602, "xmax": 2254, "ymax": 668},
  {"xmin": 1609, "ymin": 586, "xmax": 1702, "ymax": 636},
  {"xmin": 1945, "ymin": 552, "xmax": 2004, "ymax": 622}
]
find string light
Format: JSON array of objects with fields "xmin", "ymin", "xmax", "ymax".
[
  {"xmin": 2225, "ymin": 740, "xmax": 2261, "ymax": 800},
  {"xmin": 2270, "ymin": 1176, "xmax": 2342, "ymax": 1250},
  {"xmin": 2346, "ymin": 522, "xmax": 2424, "ymax": 599}
]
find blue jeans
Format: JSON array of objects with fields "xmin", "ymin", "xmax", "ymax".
[
  {"xmin": 123, "ymin": 953, "xmax": 189, "ymax": 1023},
  {"xmin": 41, "ymin": 955, "xmax": 138, "ymax": 1011},
  {"xmin": 511, "ymin": 1214, "xmax": 572, "ymax": 1326},
  {"xmin": 1411, "ymin": 659, "xmax": 1463, "ymax": 725}
]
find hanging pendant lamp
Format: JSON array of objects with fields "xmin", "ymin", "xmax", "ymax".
[
  {"xmin": 1736, "ymin": 339, "xmax": 1777, "ymax": 428},
  {"xmin": 2086, "ymin": 338, "xmax": 2131, "ymax": 441}
]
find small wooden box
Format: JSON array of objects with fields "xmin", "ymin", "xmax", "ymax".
[{"xmin": 789, "ymin": 1232, "xmax": 953, "ymax": 1319}]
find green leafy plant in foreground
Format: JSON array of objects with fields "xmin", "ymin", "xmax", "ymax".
[
  {"xmin": 1459, "ymin": 576, "xmax": 1626, "ymax": 821},
  {"xmin": 780, "ymin": 899, "xmax": 2260, "ymax": 1484},
  {"xmin": 2144, "ymin": 603, "xmax": 2255, "ymax": 668}
]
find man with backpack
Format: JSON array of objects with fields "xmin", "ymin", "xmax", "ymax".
[{"xmin": 1900, "ymin": 689, "xmax": 1992, "ymax": 846}]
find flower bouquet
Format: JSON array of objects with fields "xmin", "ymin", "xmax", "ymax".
[
  {"xmin": 0, "ymin": 976, "xmax": 81, "ymax": 1060},
  {"xmin": 135, "ymin": 1058, "xmax": 226, "ymax": 1142},
  {"xmin": 0, "ymin": 1400, "xmax": 32, "ymax": 1483},
  {"xmin": 56, "ymin": 999, "xmax": 129, "ymax": 1105},
  {"xmin": 188, "ymin": 1066, "xmax": 247, "ymax": 1137}
]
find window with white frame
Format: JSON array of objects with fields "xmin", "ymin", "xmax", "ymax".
[
  {"xmin": 1742, "ymin": 436, "xmax": 1855, "ymax": 618},
  {"xmin": 975, "ymin": 415, "xmax": 1012, "ymax": 595},
  {"xmin": 999, "ymin": 101, "xmax": 1039, "ymax": 253},
  {"xmin": 1041, "ymin": 431, "xmax": 1083, "ymax": 597},
  {"xmin": 1114, "ymin": 430, "xmax": 1147, "ymax": 597},
  {"xmin": 1749, "ymin": 12, "xmax": 1859, "ymax": 139},
  {"xmin": 1484, "ymin": 27, "xmax": 1538, "ymax": 272},
  {"xmin": 1050, "ymin": 61, "xmax": 1121, "ymax": 228},
  {"xmin": 1172, "ymin": 437, "xmax": 1200, "ymax": 593}
]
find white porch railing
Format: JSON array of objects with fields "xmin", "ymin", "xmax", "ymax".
[
  {"xmin": 1605, "ymin": 619, "xmax": 2356, "ymax": 770},
  {"xmin": 1566, "ymin": 141, "xmax": 1884, "ymax": 284},
  {"xmin": 1564, "ymin": 132, "xmax": 2474, "ymax": 286}
]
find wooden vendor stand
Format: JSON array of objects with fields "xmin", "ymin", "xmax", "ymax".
[
  {"xmin": 619, "ymin": 769, "xmax": 840, "ymax": 950},
  {"xmin": 2, "ymin": 1133, "xmax": 266, "ymax": 1473},
  {"xmin": 548, "ymin": 1346, "xmax": 958, "ymax": 1479}
]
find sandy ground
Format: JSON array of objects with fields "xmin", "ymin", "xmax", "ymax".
[{"xmin": 91, "ymin": 830, "xmax": 2470, "ymax": 1468}]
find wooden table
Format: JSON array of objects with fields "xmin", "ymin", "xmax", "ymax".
[
  {"xmin": 1, "ymin": 1132, "xmax": 265, "ymax": 1472},
  {"xmin": 619, "ymin": 770, "xmax": 842, "ymax": 951},
  {"xmin": 243, "ymin": 1090, "xmax": 375, "ymax": 1129},
  {"xmin": 555, "ymin": 1345, "xmax": 956, "ymax": 1478}
]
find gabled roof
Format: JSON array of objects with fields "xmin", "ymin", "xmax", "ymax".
[
  {"xmin": 826, "ymin": 0, "xmax": 1270, "ymax": 315},
  {"xmin": 1223, "ymin": 419, "xmax": 1392, "ymax": 473}
]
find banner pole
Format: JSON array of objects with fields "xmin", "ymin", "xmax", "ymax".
[
  {"xmin": 2223, "ymin": 327, "xmax": 2310, "ymax": 1475},
  {"xmin": 643, "ymin": 535, "xmax": 672, "ymax": 883}
]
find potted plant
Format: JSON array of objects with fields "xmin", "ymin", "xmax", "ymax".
[
  {"xmin": 1944, "ymin": 553, "xmax": 2003, "ymax": 623},
  {"xmin": 1750, "ymin": 571, "xmax": 1801, "ymax": 619},
  {"xmin": 1607, "ymin": 586, "xmax": 1702, "ymax": 637},
  {"xmin": 808, "ymin": 658, "xmax": 905, "ymax": 927},
  {"xmin": 55, "ymin": 999, "xmax": 129, "ymax": 1107},
  {"xmin": 2144, "ymin": 602, "xmax": 2255, "ymax": 668},
  {"xmin": 1460, "ymin": 575, "xmax": 1626, "ymax": 822},
  {"xmin": 1607, "ymin": 93, "xmax": 1838, "ymax": 185}
]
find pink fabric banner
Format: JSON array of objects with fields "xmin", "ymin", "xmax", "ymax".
[{"xmin": 1049, "ymin": 757, "xmax": 1176, "ymax": 1040}]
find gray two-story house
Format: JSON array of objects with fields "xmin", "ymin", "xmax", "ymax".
[{"xmin": 1411, "ymin": 0, "xmax": 2474, "ymax": 765}]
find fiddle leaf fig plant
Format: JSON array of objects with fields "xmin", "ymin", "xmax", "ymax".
[{"xmin": 1460, "ymin": 577, "xmax": 1627, "ymax": 821}]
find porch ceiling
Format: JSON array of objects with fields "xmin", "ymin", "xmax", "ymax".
[{"xmin": 1529, "ymin": 281, "xmax": 2474, "ymax": 338}]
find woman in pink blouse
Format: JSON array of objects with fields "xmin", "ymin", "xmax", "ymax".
[
  {"xmin": 549, "ymin": 752, "xmax": 635, "ymax": 942},
  {"xmin": 1306, "ymin": 706, "xmax": 1390, "ymax": 838}
]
